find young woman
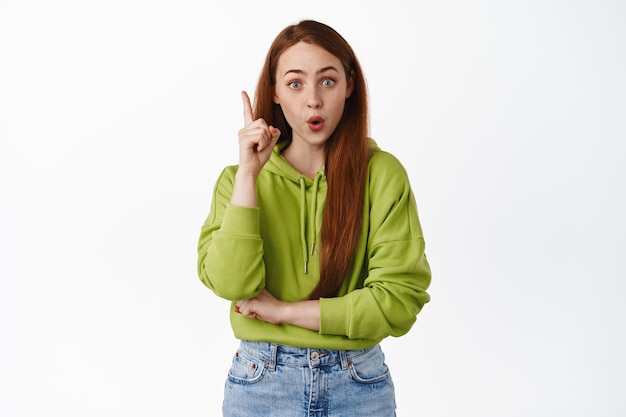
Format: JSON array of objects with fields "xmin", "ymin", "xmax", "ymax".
[{"xmin": 197, "ymin": 19, "xmax": 431, "ymax": 417}]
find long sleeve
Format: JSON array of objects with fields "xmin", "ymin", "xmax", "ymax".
[
  {"xmin": 197, "ymin": 167, "xmax": 266, "ymax": 300},
  {"xmin": 319, "ymin": 151, "xmax": 431, "ymax": 341}
]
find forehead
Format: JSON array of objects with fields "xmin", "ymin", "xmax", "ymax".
[{"xmin": 276, "ymin": 42, "xmax": 343, "ymax": 75}]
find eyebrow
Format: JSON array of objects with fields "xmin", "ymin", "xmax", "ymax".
[{"xmin": 282, "ymin": 66, "xmax": 340, "ymax": 78}]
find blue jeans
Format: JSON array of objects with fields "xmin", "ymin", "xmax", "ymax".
[{"xmin": 222, "ymin": 340, "xmax": 396, "ymax": 417}]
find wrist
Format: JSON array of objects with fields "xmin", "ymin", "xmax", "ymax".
[
  {"xmin": 278, "ymin": 301, "xmax": 292, "ymax": 325},
  {"xmin": 235, "ymin": 169, "xmax": 259, "ymax": 183},
  {"xmin": 277, "ymin": 300, "xmax": 320, "ymax": 331},
  {"xmin": 231, "ymin": 171, "xmax": 258, "ymax": 207}
]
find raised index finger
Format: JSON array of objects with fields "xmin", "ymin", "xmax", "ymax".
[{"xmin": 241, "ymin": 91, "xmax": 253, "ymax": 126}]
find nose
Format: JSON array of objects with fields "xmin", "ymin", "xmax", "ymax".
[{"xmin": 307, "ymin": 87, "xmax": 322, "ymax": 109}]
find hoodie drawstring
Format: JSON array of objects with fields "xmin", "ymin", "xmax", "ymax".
[
  {"xmin": 298, "ymin": 172, "xmax": 323, "ymax": 274},
  {"xmin": 309, "ymin": 173, "xmax": 321, "ymax": 257},
  {"xmin": 298, "ymin": 176, "xmax": 308, "ymax": 274}
]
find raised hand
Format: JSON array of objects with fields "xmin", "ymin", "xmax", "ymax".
[{"xmin": 237, "ymin": 91, "xmax": 281, "ymax": 177}]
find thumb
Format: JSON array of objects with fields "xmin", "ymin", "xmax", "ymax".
[{"xmin": 269, "ymin": 126, "xmax": 281, "ymax": 144}]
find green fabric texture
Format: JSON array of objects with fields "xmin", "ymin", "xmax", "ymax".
[{"xmin": 197, "ymin": 140, "xmax": 431, "ymax": 350}]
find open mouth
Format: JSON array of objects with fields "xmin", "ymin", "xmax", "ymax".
[{"xmin": 308, "ymin": 116, "xmax": 324, "ymax": 132}]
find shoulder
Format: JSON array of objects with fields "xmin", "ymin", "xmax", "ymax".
[
  {"xmin": 216, "ymin": 165, "xmax": 239, "ymax": 183},
  {"xmin": 365, "ymin": 140, "xmax": 423, "ymax": 239},
  {"xmin": 368, "ymin": 140, "xmax": 411, "ymax": 185},
  {"xmin": 211, "ymin": 165, "xmax": 239, "ymax": 196}
]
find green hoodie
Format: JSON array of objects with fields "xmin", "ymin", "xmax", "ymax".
[{"xmin": 197, "ymin": 140, "xmax": 431, "ymax": 350}]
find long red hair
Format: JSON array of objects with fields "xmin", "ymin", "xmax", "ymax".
[{"xmin": 254, "ymin": 20, "xmax": 370, "ymax": 299}]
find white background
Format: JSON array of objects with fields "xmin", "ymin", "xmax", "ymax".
[{"xmin": 1, "ymin": 0, "xmax": 625, "ymax": 416}]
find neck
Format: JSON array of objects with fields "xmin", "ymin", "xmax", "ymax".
[{"xmin": 282, "ymin": 143, "xmax": 326, "ymax": 179}]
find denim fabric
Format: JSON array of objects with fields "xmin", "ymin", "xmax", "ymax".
[{"xmin": 222, "ymin": 340, "xmax": 396, "ymax": 417}]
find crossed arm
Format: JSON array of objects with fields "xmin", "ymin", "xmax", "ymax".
[{"xmin": 235, "ymin": 289, "xmax": 321, "ymax": 332}]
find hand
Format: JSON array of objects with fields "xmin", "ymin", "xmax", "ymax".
[
  {"xmin": 235, "ymin": 289, "xmax": 285, "ymax": 325},
  {"xmin": 237, "ymin": 91, "xmax": 281, "ymax": 177},
  {"xmin": 235, "ymin": 289, "xmax": 321, "ymax": 331}
]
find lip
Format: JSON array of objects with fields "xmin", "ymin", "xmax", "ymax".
[{"xmin": 307, "ymin": 116, "xmax": 325, "ymax": 132}]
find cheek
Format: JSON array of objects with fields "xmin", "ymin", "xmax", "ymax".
[
  {"xmin": 329, "ymin": 98, "xmax": 347, "ymax": 119},
  {"xmin": 277, "ymin": 97, "xmax": 302, "ymax": 117},
  {"xmin": 278, "ymin": 104, "xmax": 298, "ymax": 127}
]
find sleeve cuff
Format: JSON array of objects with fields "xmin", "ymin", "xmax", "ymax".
[
  {"xmin": 220, "ymin": 204, "xmax": 261, "ymax": 236},
  {"xmin": 319, "ymin": 296, "xmax": 350, "ymax": 336}
]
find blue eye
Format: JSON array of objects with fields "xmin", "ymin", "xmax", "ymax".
[
  {"xmin": 289, "ymin": 81, "xmax": 301, "ymax": 89},
  {"xmin": 322, "ymin": 78, "xmax": 335, "ymax": 87}
]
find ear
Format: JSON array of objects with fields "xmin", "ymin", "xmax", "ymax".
[
  {"xmin": 346, "ymin": 70, "xmax": 355, "ymax": 98},
  {"xmin": 273, "ymin": 88, "xmax": 280, "ymax": 104}
]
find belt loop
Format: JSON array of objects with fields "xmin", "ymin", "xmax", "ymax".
[
  {"xmin": 339, "ymin": 349, "xmax": 349, "ymax": 370},
  {"xmin": 268, "ymin": 343, "xmax": 278, "ymax": 371}
]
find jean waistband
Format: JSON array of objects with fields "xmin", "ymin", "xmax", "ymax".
[{"xmin": 238, "ymin": 340, "xmax": 379, "ymax": 371}]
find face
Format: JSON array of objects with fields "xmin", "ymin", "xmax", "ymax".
[{"xmin": 273, "ymin": 42, "xmax": 354, "ymax": 149}]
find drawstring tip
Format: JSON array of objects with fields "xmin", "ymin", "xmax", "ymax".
[
  {"xmin": 310, "ymin": 243, "xmax": 315, "ymax": 255},
  {"xmin": 304, "ymin": 262, "xmax": 308, "ymax": 274}
]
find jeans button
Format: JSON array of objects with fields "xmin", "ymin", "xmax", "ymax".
[{"xmin": 310, "ymin": 351, "xmax": 319, "ymax": 361}]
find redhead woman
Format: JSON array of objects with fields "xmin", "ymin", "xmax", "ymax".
[{"xmin": 197, "ymin": 19, "xmax": 431, "ymax": 417}]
